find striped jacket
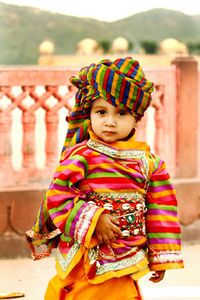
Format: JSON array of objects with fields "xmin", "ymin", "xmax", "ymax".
[{"xmin": 26, "ymin": 131, "xmax": 184, "ymax": 283}]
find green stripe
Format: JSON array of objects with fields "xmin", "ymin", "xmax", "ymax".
[
  {"xmin": 49, "ymin": 199, "xmax": 72, "ymax": 215},
  {"xmin": 149, "ymin": 179, "xmax": 172, "ymax": 187},
  {"xmin": 87, "ymin": 172, "xmax": 128, "ymax": 178},
  {"xmin": 130, "ymin": 86, "xmax": 138, "ymax": 109},
  {"xmin": 114, "ymin": 74, "xmax": 123, "ymax": 100},
  {"xmin": 148, "ymin": 233, "xmax": 181, "ymax": 238},
  {"xmin": 147, "ymin": 204, "xmax": 177, "ymax": 211},
  {"xmin": 65, "ymin": 200, "xmax": 85, "ymax": 235},
  {"xmin": 60, "ymin": 234, "xmax": 72, "ymax": 243},
  {"xmin": 121, "ymin": 61, "xmax": 130, "ymax": 73},
  {"xmin": 54, "ymin": 178, "xmax": 67, "ymax": 186},
  {"xmin": 98, "ymin": 66, "xmax": 107, "ymax": 98},
  {"xmin": 70, "ymin": 119, "xmax": 86, "ymax": 124}
]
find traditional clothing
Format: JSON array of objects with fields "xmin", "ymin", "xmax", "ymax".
[{"xmin": 26, "ymin": 57, "xmax": 183, "ymax": 300}]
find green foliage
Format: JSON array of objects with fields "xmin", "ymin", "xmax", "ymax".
[
  {"xmin": 187, "ymin": 41, "xmax": 200, "ymax": 54},
  {"xmin": 140, "ymin": 40, "xmax": 158, "ymax": 54},
  {"xmin": 99, "ymin": 40, "xmax": 111, "ymax": 53},
  {"xmin": 128, "ymin": 40, "xmax": 134, "ymax": 51}
]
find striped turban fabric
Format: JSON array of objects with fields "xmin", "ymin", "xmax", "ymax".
[{"xmin": 62, "ymin": 57, "xmax": 154, "ymax": 155}]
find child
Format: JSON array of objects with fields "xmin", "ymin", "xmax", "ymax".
[{"xmin": 26, "ymin": 57, "xmax": 184, "ymax": 300}]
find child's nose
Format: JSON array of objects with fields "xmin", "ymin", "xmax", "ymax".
[{"xmin": 104, "ymin": 115, "xmax": 116, "ymax": 126}]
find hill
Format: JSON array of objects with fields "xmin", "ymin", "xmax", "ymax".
[
  {"xmin": 0, "ymin": 2, "xmax": 200, "ymax": 64},
  {"xmin": 112, "ymin": 8, "xmax": 200, "ymax": 42}
]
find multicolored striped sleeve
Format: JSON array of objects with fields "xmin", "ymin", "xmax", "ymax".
[
  {"xmin": 145, "ymin": 155, "xmax": 184, "ymax": 271},
  {"xmin": 46, "ymin": 146, "xmax": 104, "ymax": 248}
]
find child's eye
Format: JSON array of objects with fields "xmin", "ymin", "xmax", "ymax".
[
  {"xmin": 97, "ymin": 110, "xmax": 106, "ymax": 115},
  {"xmin": 118, "ymin": 109, "xmax": 127, "ymax": 116}
]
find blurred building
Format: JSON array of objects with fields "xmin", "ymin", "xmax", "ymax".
[
  {"xmin": 38, "ymin": 39, "xmax": 55, "ymax": 65},
  {"xmin": 159, "ymin": 38, "xmax": 188, "ymax": 55},
  {"xmin": 38, "ymin": 37, "xmax": 131, "ymax": 66},
  {"xmin": 75, "ymin": 38, "xmax": 103, "ymax": 55},
  {"xmin": 111, "ymin": 37, "xmax": 129, "ymax": 54}
]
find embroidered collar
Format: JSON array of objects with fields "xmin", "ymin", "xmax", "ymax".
[
  {"xmin": 86, "ymin": 132, "xmax": 150, "ymax": 179},
  {"xmin": 86, "ymin": 127, "xmax": 150, "ymax": 179},
  {"xmin": 87, "ymin": 138, "xmax": 146, "ymax": 159}
]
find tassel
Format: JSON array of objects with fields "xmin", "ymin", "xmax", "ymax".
[
  {"xmin": 87, "ymin": 245, "xmax": 100, "ymax": 279},
  {"xmin": 87, "ymin": 261, "xmax": 97, "ymax": 279},
  {"xmin": 59, "ymin": 284, "xmax": 74, "ymax": 300},
  {"xmin": 60, "ymin": 288, "xmax": 68, "ymax": 300}
]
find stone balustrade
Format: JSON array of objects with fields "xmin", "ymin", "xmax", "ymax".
[{"xmin": 0, "ymin": 66, "xmax": 176, "ymax": 187}]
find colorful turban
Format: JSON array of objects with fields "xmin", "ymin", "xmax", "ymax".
[{"xmin": 61, "ymin": 57, "xmax": 154, "ymax": 156}]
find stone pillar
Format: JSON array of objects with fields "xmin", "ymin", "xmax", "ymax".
[
  {"xmin": 22, "ymin": 112, "xmax": 36, "ymax": 169},
  {"xmin": 172, "ymin": 56, "xmax": 198, "ymax": 178},
  {"xmin": 45, "ymin": 111, "xmax": 59, "ymax": 169},
  {"xmin": 0, "ymin": 112, "xmax": 15, "ymax": 187},
  {"xmin": 172, "ymin": 56, "xmax": 200, "ymax": 234}
]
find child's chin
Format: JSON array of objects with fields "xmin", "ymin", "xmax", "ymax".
[{"xmin": 101, "ymin": 136, "xmax": 117, "ymax": 143}]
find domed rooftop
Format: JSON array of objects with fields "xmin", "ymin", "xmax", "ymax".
[
  {"xmin": 76, "ymin": 38, "xmax": 100, "ymax": 55},
  {"xmin": 39, "ymin": 40, "xmax": 55, "ymax": 54},
  {"xmin": 112, "ymin": 37, "xmax": 129, "ymax": 53},
  {"xmin": 160, "ymin": 38, "xmax": 188, "ymax": 55}
]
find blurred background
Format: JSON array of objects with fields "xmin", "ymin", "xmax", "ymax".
[{"xmin": 1, "ymin": 0, "xmax": 200, "ymax": 66}]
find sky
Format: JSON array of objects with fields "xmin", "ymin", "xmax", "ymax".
[{"xmin": 1, "ymin": 0, "xmax": 200, "ymax": 22}]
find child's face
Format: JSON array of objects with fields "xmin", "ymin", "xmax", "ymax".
[{"xmin": 90, "ymin": 98, "xmax": 136, "ymax": 143}]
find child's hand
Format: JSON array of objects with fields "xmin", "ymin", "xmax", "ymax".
[
  {"xmin": 149, "ymin": 270, "xmax": 165, "ymax": 283},
  {"xmin": 95, "ymin": 213, "xmax": 122, "ymax": 245}
]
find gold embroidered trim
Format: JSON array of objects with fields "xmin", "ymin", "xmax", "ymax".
[
  {"xmin": 56, "ymin": 243, "xmax": 80, "ymax": 271},
  {"xmin": 87, "ymin": 191, "xmax": 145, "ymax": 202},
  {"xmin": 89, "ymin": 248, "xmax": 147, "ymax": 275},
  {"xmin": 75, "ymin": 204, "xmax": 99, "ymax": 244},
  {"xmin": 87, "ymin": 139, "xmax": 149, "ymax": 179},
  {"xmin": 149, "ymin": 251, "xmax": 183, "ymax": 264},
  {"xmin": 26, "ymin": 228, "xmax": 61, "ymax": 240}
]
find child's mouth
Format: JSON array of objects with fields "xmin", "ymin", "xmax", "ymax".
[{"xmin": 103, "ymin": 131, "xmax": 116, "ymax": 135}]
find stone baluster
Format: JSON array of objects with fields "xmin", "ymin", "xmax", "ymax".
[
  {"xmin": 152, "ymin": 85, "xmax": 164, "ymax": 157},
  {"xmin": 45, "ymin": 111, "xmax": 59, "ymax": 169},
  {"xmin": 0, "ymin": 112, "xmax": 12, "ymax": 164},
  {"xmin": 42, "ymin": 85, "xmax": 75, "ymax": 170},
  {"xmin": 21, "ymin": 111, "xmax": 36, "ymax": 169},
  {"xmin": 41, "ymin": 86, "xmax": 61, "ymax": 170},
  {"xmin": 0, "ymin": 86, "xmax": 16, "ymax": 187},
  {"xmin": 0, "ymin": 111, "xmax": 14, "ymax": 187},
  {"xmin": 16, "ymin": 86, "xmax": 39, "ymax": 178}
]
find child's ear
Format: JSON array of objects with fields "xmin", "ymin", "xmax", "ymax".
[
  {"xmin": 130, "ymin": 127, "xmax": 136, "ymax": 135},
  {"xmin": 125, "ymin": 127, "xmax": 136, "ymax": 140}
]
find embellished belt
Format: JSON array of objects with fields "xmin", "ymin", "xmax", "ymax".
[{"xmin": 87, "ymin": 192, "xmax": 147, "ymax": 237}]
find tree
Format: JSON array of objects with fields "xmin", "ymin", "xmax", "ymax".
[
  {"xmin": 140, "ymin": 40, "xmax": 158, "ymax": 54},
  {"xmin": 128, "ymin": 40, "xmax": 134, "ymax": 51},
  {"xmin": 99, "ymin": 39, "xmax": 111, "ymax": 53},
  {"xmin": 187, "ymin": 41, "xmax": 200, "ymax": 54}
]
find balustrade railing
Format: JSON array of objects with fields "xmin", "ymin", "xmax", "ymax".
[
  {"xmin": 0, "ymin": 66, "xmax": 178, "ymax": 188},
  {"xmin": 0, "ymin": 67, "xmax": 77, "ymax": 187}
]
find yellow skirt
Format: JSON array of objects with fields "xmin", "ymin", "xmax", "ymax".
[{"xmin": 45, "ymin": 260, "xmax": 142, "ymax": 300}]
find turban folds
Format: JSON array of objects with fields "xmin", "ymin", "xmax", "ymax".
[{"xmin": 62, "ymin": 57, "xmax": 154, "ymax": 155}]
